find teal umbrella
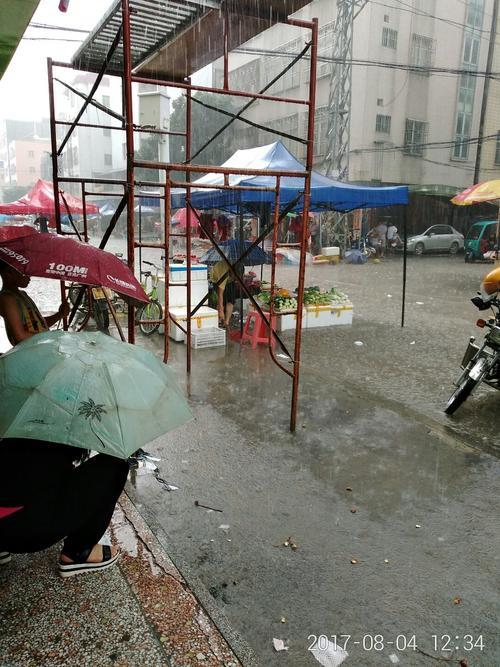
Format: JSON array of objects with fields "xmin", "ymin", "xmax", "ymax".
[{"xmin": 0, "ymin": 331, "xmax": 192, "ymax": 459}]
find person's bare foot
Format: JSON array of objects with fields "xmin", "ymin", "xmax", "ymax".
[{"xmin": 60, "ymin": 544, "xmax": 118, "ymax": 564}]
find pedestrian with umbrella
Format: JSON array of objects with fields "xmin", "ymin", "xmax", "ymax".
[
  {"xmin": 0, "ymin": 226, "xmax": 149, "ymax": 343},
  {"xmin": 0, "ymin": 259, "xmax": 69, "ymax": 346},
  {"xmin": 0, "ymin": 331, "xmax": 192, "ymax": 577}
]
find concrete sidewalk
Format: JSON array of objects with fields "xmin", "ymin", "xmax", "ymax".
[{"xmin": 0, "ymin": 494, "xmax": 250, "ymax": 667}]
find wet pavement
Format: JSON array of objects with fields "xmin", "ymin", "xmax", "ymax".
[
  {"xmin": 0, "ymin": 495, "xmax": 246, "ymax": 667},
  {"xmin": 2, "ymin": 248, "xmax": 500, "ymax": 666}
]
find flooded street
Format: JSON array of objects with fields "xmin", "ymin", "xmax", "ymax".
[
  {"xmin": 3, "ymin": 244, "xmax": 500, "ymax": 666},
  {"xmin": 119, "ymin": 252, "xmax": 500, "ymax": 666}
]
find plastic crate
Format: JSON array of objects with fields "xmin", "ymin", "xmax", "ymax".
[{"xmin": 187, "ymin": 327, "xmax": 226, "ymax": 349}]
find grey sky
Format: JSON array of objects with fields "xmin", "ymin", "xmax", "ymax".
[
  {"xmin": 0, "ymin": 0, "xmax": 211, "ymax": 123},
  {"xmin": 0, "ymin": 0, "xmax": 116, "ymax": 121}
]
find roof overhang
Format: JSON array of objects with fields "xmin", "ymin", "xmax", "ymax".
[
  {"xmin": 0, "ymin": 0, "xmax": 42, "ymax": 79},
  {"xmin": 71, "ymin": 0, "xmax": 311, "ymax": 81}
]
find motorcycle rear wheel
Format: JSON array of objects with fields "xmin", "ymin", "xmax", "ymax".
[
  {"xmin": 93, "ymin": 300, "xmax": 110, "ymax": 330},
  {"xmin": 445, "ymin": 376, "xmax": 478, "ymax": 415}
]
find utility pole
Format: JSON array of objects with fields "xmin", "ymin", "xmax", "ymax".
[
  {"xmin": 326, "ymin": 0, "xmax": 368, "ymax": 181},
  {"xmin": 474, "ymin": 0, "xmax": 499, "ymax": 184}
]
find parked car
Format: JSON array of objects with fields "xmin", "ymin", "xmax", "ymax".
[
  {"xmin": 464, "ymin": 220, "xmax": 497, "ymax": 262},
  {"xmin": 405, "ymin": 225, "xmax": 464, "ymax": 255}
]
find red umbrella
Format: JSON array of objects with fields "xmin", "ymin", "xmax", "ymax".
[
  {"xmin": 0, "ymin": 233, "xmax": 148, "ymax": 303},
  {"xmin": 172, "ymin": 207, "xmax": 200, "ymax": 229},
  {"xmin": 0, "ymin": 180, "xmax": 99, "ymax": 216}
]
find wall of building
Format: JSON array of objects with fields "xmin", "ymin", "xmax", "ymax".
[
  {"xmin": 8, "ymin": 138, "xmax": 50, "ymax": 187},
  {"xmin": 56, "ymin": 73, "xmax": 126, "ymax": 185},
  {"xmin": 478, "ymin": 1, "xmax": 500, "ymax": 181},
  {"xmin": 211, "ymin": 0, "xmax": 494, "ymax": 190}
]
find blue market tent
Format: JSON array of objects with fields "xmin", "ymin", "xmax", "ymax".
[{"xmin": 171, "ymin": 142, "xmax": 409, "ymax": 212}]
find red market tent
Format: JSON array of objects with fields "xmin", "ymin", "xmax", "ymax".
[
  {"xmin": 172, "ymin": 207, "xmax": 201, "ymax": 230},
  {"xmin": 0, "ymin": 179, "xmax": 99, "ymax": 217}
]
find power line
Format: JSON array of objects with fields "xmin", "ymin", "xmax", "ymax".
[
  {"xmin": 368, "ymin": 0, "xmax": 497, "ymax": 42},
  {"xmin": 234, "ymin": 46, "xmax": 500, "ymax": 80},
  {"xmin": 350, "ymin": 131, "xmax": 499, "ymax": 154},
  {"xmin": 29, "ymin": 22, "xmax": 89, "ymax": 33}
]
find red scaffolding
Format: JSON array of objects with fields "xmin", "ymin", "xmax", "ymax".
[{"xmin": 48, "ymin": 0, "xmax": 319, "ymax": 432}]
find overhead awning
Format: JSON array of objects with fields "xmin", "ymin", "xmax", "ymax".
[
  {"xmin": 0, "ymin": 0, "xmax": 42, "ymax": 79},
  {"xmin": 71, "ymin": 0, "xmax": 312, "ymax": 81}
]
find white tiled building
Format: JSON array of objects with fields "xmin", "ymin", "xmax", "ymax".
[{"xmin": 213, "ymin": 0, "xmax": 494, "ymax": 190}]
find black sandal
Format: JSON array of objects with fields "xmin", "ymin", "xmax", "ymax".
[
  {"xmin": 0, "ymin": 551, "xmax": 11, "ymax": 565},
  {"xmin": 58, "ymin": 545, "xmax": 120, "ymax": 578}
]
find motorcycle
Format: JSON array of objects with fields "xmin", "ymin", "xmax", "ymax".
[
  {"xmin": 68, "ymin": 284, "xmax": 110, "ymax": 331},
  {"xmin": 445, "ymin": 292, "xmax": 500, "ymax": 414}
]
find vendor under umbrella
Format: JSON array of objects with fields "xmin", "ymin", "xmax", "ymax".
[{"xmin": 211, "ymin": 258, "xmax": 244, "ymax": 329}]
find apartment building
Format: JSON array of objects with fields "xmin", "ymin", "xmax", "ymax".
[
  {"xmin": 478, "ymin": 1, "xmax": 500, "ymax": 181},
  {"xmin": 213, "ymin": 0, "xmax": 494, "ymax": 191},
  {"xmin": 56, "ymin": 73, "xmax": 126, "ymax": 184},
  {"xmin": 0, "ymin": 118, "xmax": 50, "ymax": 188}
]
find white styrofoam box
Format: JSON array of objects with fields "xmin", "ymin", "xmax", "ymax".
[
  {"xmin": 189, "ymin": 327, "xmax": 226, "ymax": 349},
  {"xmin": 169, "ymin": 305, "xmax": 219, "ymax": 342},
  {"xmin": 305, "ymin": 303, "xmax": 353, "ymax": 328},
  {"xmin": 276, "ymin": 310, "xmax": 305, "ymax": 332},
  {"xmin": 169, "ymin": 263, "xmax": 208, "ymax": 283},
  {"xmin": 321, "ymin": 246, "xmax": 340, "ymax": 256},
  {"xmin": 157, "ymin": 279, "xmax": 208, "ymax": 308}
]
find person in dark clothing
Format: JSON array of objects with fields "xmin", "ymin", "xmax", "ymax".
[{"xmin": 0, "ymin": 438, "xmax": 128, "ymax": 577}]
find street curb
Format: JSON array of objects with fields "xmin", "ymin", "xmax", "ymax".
[{"xmin": 116, "ymin": 493, "xmax": 260, "ymax": 667}]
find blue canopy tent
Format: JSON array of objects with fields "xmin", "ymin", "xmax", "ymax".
[
  {"xmin": 172, "ymin": 142, "xmax": 411, "ymax": 327},
  {"xmin": 171, "ymin": 142, "xmax": 409, "ymax": 212}
]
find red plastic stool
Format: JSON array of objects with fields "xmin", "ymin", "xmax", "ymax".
[{"xmin": 240, "ymin": 311, "xmax": 276, "ymax": 349}]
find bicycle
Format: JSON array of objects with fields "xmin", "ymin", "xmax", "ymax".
[
  {"xmin": 136, "ymin": 260, "xmax": 163, "ymax": 335},
  {"xmin": 67, "ymin": 253, "xmax": 128, "ymax": 332}
]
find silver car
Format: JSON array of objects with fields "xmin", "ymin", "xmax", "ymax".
[{"xmin": 406, "ymin": 224, "xmax": 464, "ymax": 256}]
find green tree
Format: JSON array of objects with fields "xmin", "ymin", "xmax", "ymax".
[
  {"xmin": 169, "ymin": 92, "xmax": 243, "ymax": 166},
  {"xmin": 135, "ymin": 134, "xmax": 160, "ymax": 183}
]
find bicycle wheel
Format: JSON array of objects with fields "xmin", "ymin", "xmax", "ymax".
[{"xmin": 138, "ymin": 300, "xmax": 163, "ymax": 335}]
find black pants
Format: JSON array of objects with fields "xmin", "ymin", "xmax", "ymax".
[{"xmin": 0, "ymin": 439, "xmax": 128, "ymax": 555}]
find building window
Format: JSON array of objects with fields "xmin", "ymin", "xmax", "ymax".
[
  {"xmin": 102, "ymin": 95, "xmax": 111, "ymax": 107},
  {"xmin": 463, "ymin": 33, "xmax": 480, "ymax": 67},
  {"xmin": 375, "ymin": 114, "xmax": 391, "ymax": 134},
  {"xmin": 454, "ymin": 111, "xmax": 472, "ymax": 159},
  {"xmin": 466, "ymin": 0, "xmax": 485, "ymax": 29},
  {"xmin": 384, "ymin": 14, "xmax": 390, "ymax": 22},
  {"xmin": 410, "ymin": 34, "xmax": 435, "ymax": 69},
  {"xmin": 403, "ymin": 119, "xmax": 428, "ymax": 156},
  {"xmin": 122, "ymin": 142, "xmax": 127, "ymax": 160},
  {"xmin": 495, "ymin": 132, "xmax": 500, "ymax": 165},
  {"xmin": 103, "ymin": 127, "xmax": 111, "ymax": 137},
  {"xmin": 382, "ymin": 27, "xmax": 398, "ymax": 49},
  {"xmin": 104, "ymin": 153, "xmax": 113, "ymax": 166},
  {"xmin": 28, "ymin": 150, "xmax": 35, "ymax": 158},
  {"xmin": 29, "ymin": 167, "xmax": 36, "ymax": 174},
  {"xmin": 377, "ymin": 98, "xmax": 384, "ymax": 106}
]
